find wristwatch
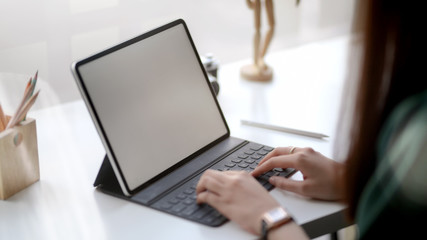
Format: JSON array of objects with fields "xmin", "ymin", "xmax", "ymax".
[{"xmin": 261, "ymin": 207, "xmax": 293, "ymax": 240}]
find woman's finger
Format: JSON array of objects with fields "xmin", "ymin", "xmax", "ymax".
[
  {"xmin": 269, "ymin": 176, "xmax": 305, "ymax": 195},
  {"xmin": 196, "ymin": 190, "xmax": 221, "ymax": 205},
  {"xmin": 251, "ymin": 153, "xmax": 299, "ymax": 177},
  {"xmin": 258, "ymin": 146, "xmax": 295, "ymax": 166},
  {"xmin": 196, "ymin": 170, "xmax": 225, "ymax": 194}
]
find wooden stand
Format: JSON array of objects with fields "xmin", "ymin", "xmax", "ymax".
[
  {"xmin": 0, "ymin": 118, "xmax": 40, "ymax": 200},
  {"xmin": 240, "ymin": 64, "xmax": 273, "ymax": 82}
]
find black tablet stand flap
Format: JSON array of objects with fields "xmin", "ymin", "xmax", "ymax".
[{"xmin": 93, "ymin": 155, "xmax": 126, "ymax": 196}]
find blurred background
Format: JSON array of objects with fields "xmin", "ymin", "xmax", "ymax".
[{"xmin": 0, "ymin": 0, "xmax": 356, "ymax": 111}]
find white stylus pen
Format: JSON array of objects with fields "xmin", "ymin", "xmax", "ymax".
[{"xmin": 241, "ymin": 119, "xmax": 329, "ymax": 139}]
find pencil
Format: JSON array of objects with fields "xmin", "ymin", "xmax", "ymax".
[
  {"xmin": 24, "ymin": 71, "xmax": 38, "ymax": 120},
  {"xmin": 241, "ymin": 119, "xmax": 329, "ymax": 139},
  {"xmin": 7, "ymin": 90, "xmax": 40, "ymax": 129},
  {"xmin": 24, "ymin": 77, "xmax": 32, "ymax": 96},
  {"xmin": 30, "ymin": 71, "xmax": 38, "ymax": 97},
  {"xmin": 6, "ymin": 80, "xmax": 36, "ymax": 129}
]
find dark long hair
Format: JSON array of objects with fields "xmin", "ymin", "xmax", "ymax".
[{"xmin": 344, "ymin": 0, "xmax": 427, "ymax": 219}]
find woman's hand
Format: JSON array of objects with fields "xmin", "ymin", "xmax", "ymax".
[
  {"xmin": 196, "ymin": 170, "xmax": 280, "ymax": 235},
  {"xmin": 252, "ymin": 147, "xmax": 344, "ymax": 201}
]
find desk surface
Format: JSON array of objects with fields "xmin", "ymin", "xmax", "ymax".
[{"xmin": 0, "ymin": 36, "xmax": 350, "ymax": 240}]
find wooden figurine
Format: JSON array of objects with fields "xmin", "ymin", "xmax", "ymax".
[
  {"xmin": 241, "ymin": 0, "xmax": 275, "ymax": 82},
  {"xmin": 241, "ymin": 0, "xmax": 301, "ymax": 82}
]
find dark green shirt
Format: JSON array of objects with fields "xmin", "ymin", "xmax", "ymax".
[{"xmin": 356, "ymin": 90, "xmax": 427, "ymax": 239}]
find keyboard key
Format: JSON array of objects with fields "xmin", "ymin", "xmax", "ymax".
[
  {"xmin": 244, "ymin": 159, "xmax": 255, "ymax": 164},
  {"xmin": 183, "ymin": 198, "xmax": 194, "ymax": 205},
  {"xmin": 256, "ymin": 174, "xmax": 270, "ymax": 184},
  {"xmin": 257, "ymin": 151, "xmax": 268, "ymax": 156},
  {"xmin": 168, "ymin": 198, "xmax": 179, "ymax": 205},
  {"xmin": 161, "ymin": 202, "xmax": 172, "ymax": 209},
  {"xmin": 183, "ymin": 205, "xmax": 200, "ymax": 216},
  {"xmin": 238, "ymin": 163, "xmax": 249, "ymax": 168},
  {"xmin": 231, "ymin": 158, "xmax": 242, "ymax": 163},
  {"xmin": 237, "ymin": 154, "xmax": 248, "ymax": 159},
  {"xmin": 249, "ymin": 144, "xmax": 263, "ymax": 151},
  {"xmin": 212, "ymin": 215, "xmax": 227, "ymax": 226},
  {"xmin": 176, "ymin": 193, "xmax": 187, "ymax": 200},
  {"xmin": 244, "ymin": 150, "xmax": 255, "ymax": 155},
  {"xmin": 256, "ymin": 177, "xmax": 267, "ymax": 185},
  {"xmin": 172, "ymin": 204, "xmax": 186, "ymax": 213},
  {"xmin": 263, "ymin": 146, "xmax": 274, "ymax": 151},
  {"xmin": 203, "ymin": 210, "xmax": 225, "ymax": 225},
  {"xmin": 194, "ymin": 206, "xmax": 213, "ymax": 219},
  {"xmin": 203, "ymin": 215, "xmax": 216, "ymax": 224},
  {"xmin": 225, "ymin": 163, "xmax": 236, "ymax": 168},
  {"xmin": 211, "ymin": 210, "xmax": 222, "ymax": 218},
  {"xmin": 184, "ymin": 189, "xmax": 194, "ymax": 195},
  {"xmin": 263, "ymin": 182, "xmax": 273, "ymax": 189}
]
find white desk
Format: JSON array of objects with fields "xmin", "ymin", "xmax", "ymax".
[{"xmin": 0, "ymin": 36, "xmax": 351, "ymax": 239}]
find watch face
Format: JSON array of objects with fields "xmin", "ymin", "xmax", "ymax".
[
  {"xmin": 264, "ymin": 207, "xmax": 291, "ymax": 228},
  {"xmin": 269, "ymin": 208, "xmax": 287, "ymax": 221}
]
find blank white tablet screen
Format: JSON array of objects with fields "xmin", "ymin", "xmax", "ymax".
[{"xmin": 78, "ymin": 23, "xmax": 228, "ymax": 191}]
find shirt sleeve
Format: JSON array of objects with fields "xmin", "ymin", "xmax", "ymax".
[{"xmin": 355, "ymin": 90, "xmax": 427, "ymax": 239}]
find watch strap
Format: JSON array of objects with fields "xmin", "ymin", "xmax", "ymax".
[
  {"xmin": 261, "ymin": 220, "xmax": 268, "ymax": 240},
  {"xmin": 260, "ymin": 207, "xmax": 293, "ymax": 240}
]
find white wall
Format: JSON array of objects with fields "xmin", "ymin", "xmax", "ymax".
[{"xmin": 0, "ymin": 0, "xmax": 355, "ymax": 109}]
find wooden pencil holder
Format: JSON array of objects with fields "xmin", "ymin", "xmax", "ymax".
[{"xmin": 0, "ymin": 118, "xmax": 40, "ymax": 200}]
